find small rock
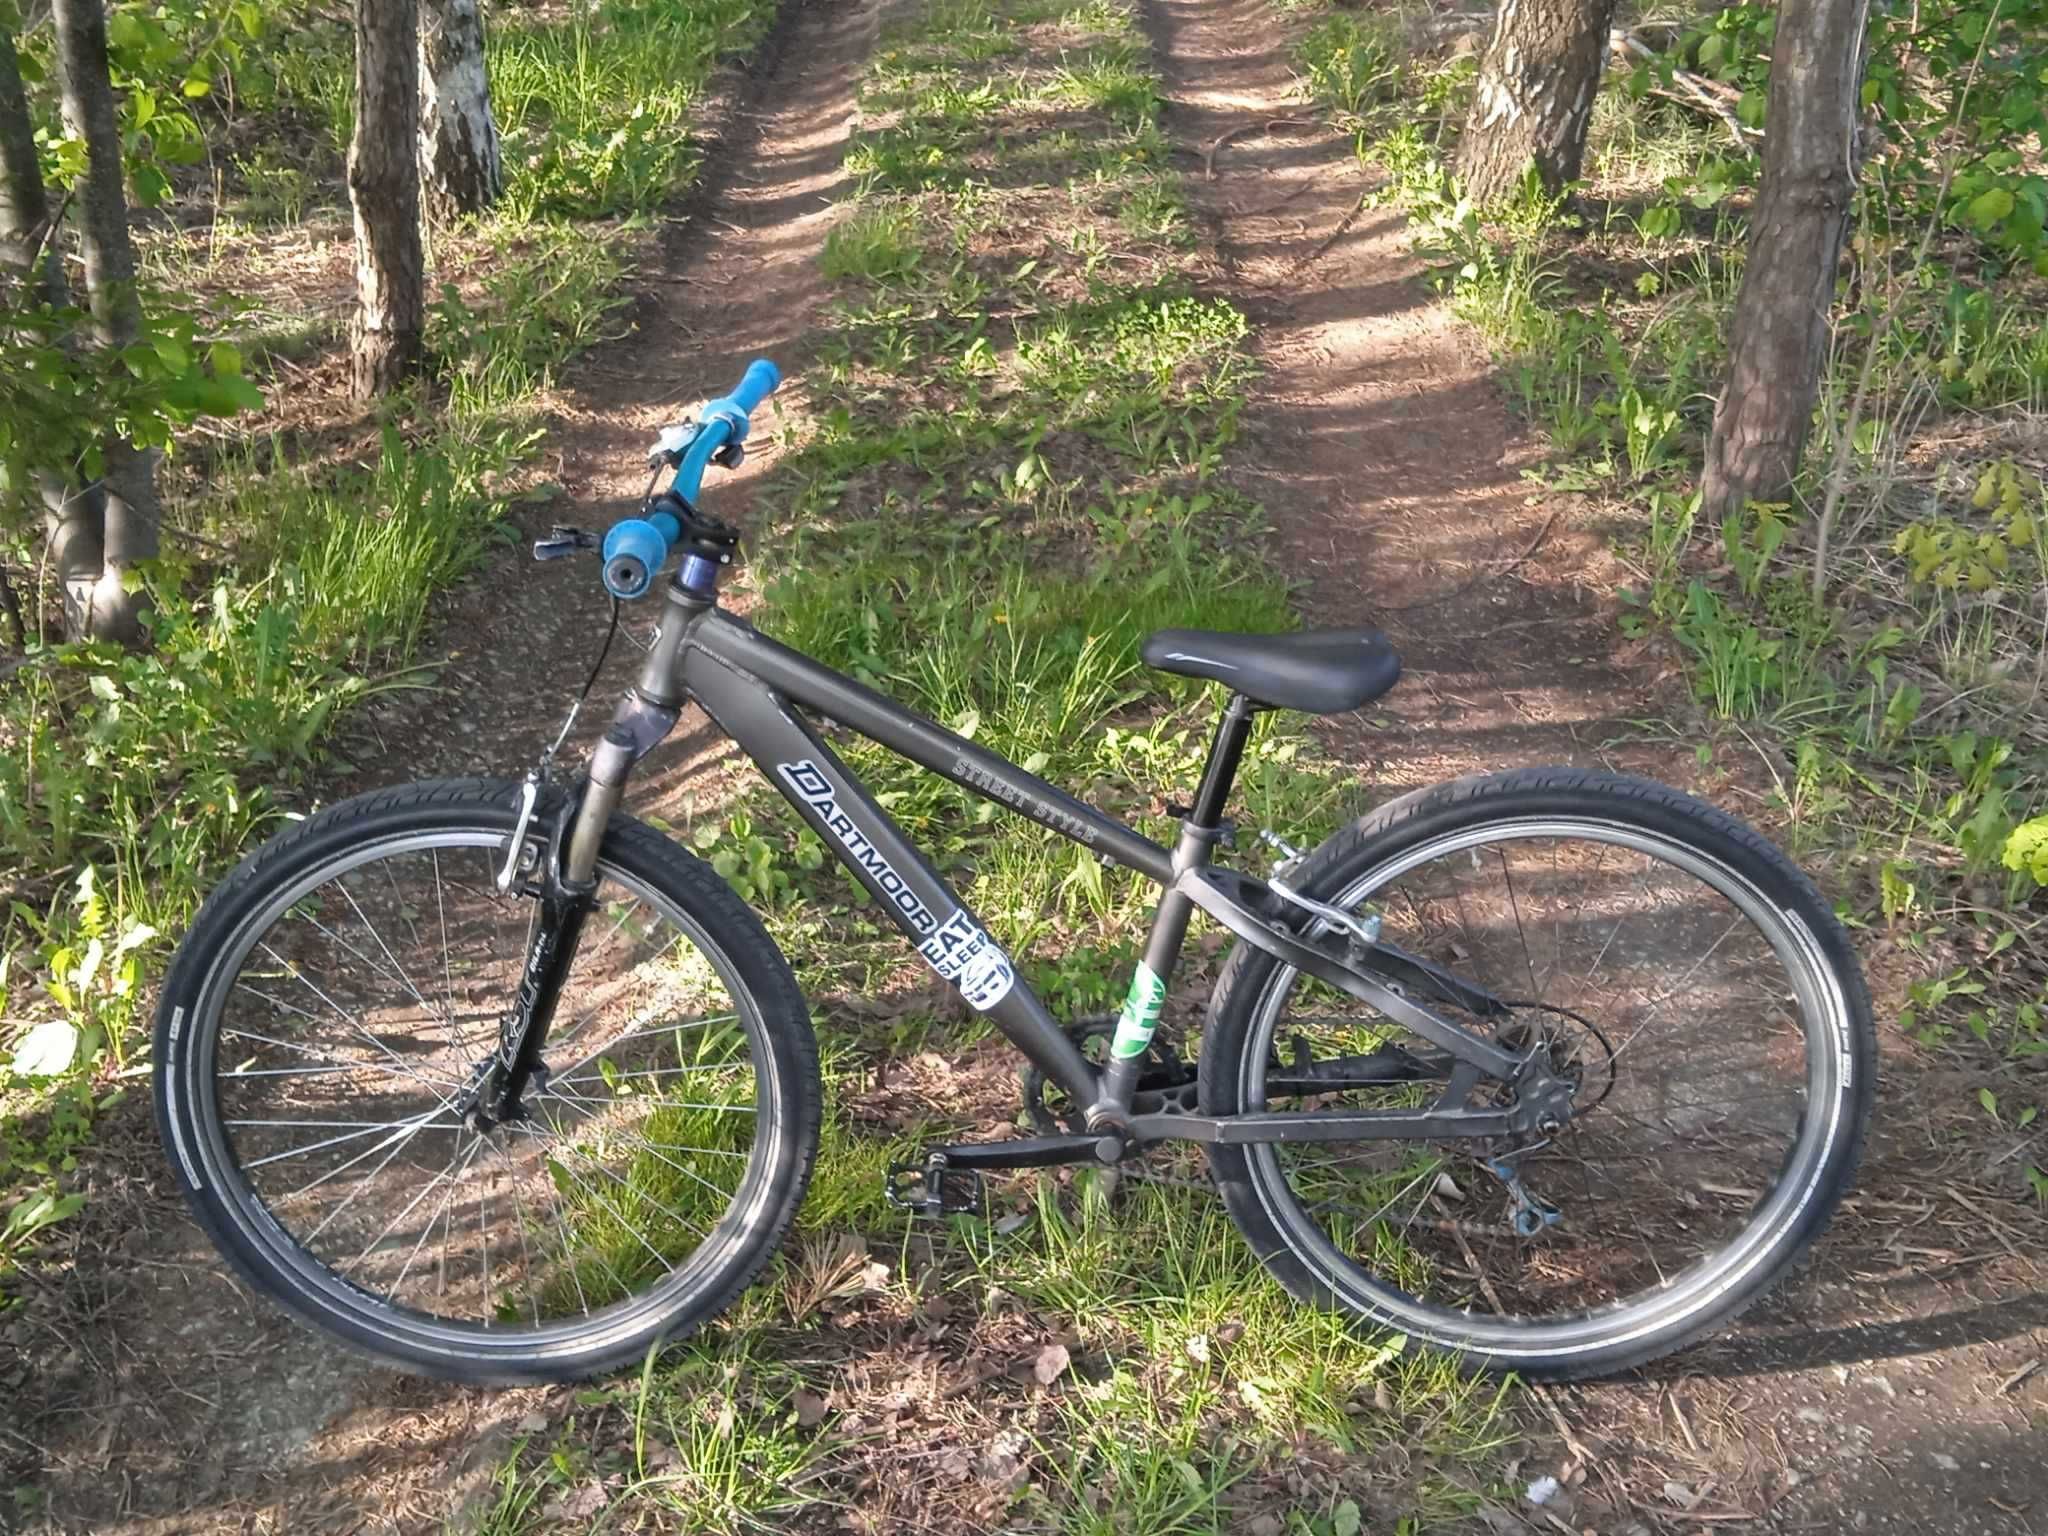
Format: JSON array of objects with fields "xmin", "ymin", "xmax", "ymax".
[
  {"xmin": 1525, "ymin": 1476, "xmax": 1561, "ymax": 1506},
  {"xmin": 1931, "ymin": 1453, "xmax": 1960, "ymax": 1472},
  {"xmin": 1867, "ymin": 1374, "xmax": 1896, "ymax": 1398},
  {"xmin": 1797, "ymin": 1407, "xmax": 1826, "ymax": 1425}
]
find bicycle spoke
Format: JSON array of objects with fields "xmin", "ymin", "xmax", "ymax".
[
  {"xmin": 195, "ymin": 821, "xmax": 787, "ymax": 1343},
  {"xmin": 1247, "ymin": 818, "xmax": 1842, "ymax": 1333}
]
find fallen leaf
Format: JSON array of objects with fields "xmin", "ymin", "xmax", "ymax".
[
  {"xmin": 514, "ymin": 1412, "xmax": 550, "ymax": 1434},
  {"xmin": 994, "ymin": 1210, "xmax": 1031, "ymax": 1234},
  {"xmin": 543, "ymin": 1481, "xmax": 608, "ymax": 1521},
  {"xmin": 1033, "ymin": 1342, "xmax": 1071, "ymax": 1386},
  {"xmin": 9, "ymin": 1020, "xmax": 78, "ymax": 1077},
  {"xmin": 794, "ymin": 1390, "xmax": 828, "ymax": 1427}
]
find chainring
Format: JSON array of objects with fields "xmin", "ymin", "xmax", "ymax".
[{"xmin": 1021, "ymin": 1013, "xmax": 1195, "ymax": 1133}]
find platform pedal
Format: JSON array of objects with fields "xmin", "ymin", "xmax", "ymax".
[{"xmin": 885, "ymin": 1155, "xmax": 985, "ymax": 1217}]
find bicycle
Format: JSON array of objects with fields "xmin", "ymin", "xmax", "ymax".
[{"xmin": 154, "ymin": 360, "xmax": 1876, "ymax": 1385}]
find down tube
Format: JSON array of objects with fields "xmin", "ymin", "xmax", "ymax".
[{"xmin": 682, "ymin": 648, "xmax": 1105, "ymax": 1113}]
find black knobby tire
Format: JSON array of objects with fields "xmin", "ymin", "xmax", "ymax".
[
  {"xmin": 153, "ymin": 778, "xmax": 821, "ymax": 1385},
  {"xmin": 1199, "ymin": 767, "xmax": 1875, "ymax": 1381}
]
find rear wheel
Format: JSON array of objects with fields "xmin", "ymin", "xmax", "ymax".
[
  {"xmin": 1200, "ymin": 768, "xmax": 1874, "ymax": 1380},
  {"xmin": 154, "ymin": 778, "xmax": 820, "ymax": 1385}
]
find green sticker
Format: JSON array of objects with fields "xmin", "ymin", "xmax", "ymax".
[{"xmin": 1109, "ymin": 962, "xmax": 1167, "ymax": 1059}]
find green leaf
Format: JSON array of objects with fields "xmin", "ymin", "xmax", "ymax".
[{"xmin": 1967, "ymin": 186, "xmax": 2017, "ymax": 227}]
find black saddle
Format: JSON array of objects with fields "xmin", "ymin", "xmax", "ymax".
[{"xmin": 1140, "ymin": 627, "xmax": 1402, "ymax": 714}]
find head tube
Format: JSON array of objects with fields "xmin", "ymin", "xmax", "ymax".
[{"xmin": 677, "ymin": 553, "xmax": 722, "ymax": 598}]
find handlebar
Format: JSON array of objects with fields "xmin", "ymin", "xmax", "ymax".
[{"xmin": 600, "ymin": 358, "xmax": 780, "ymax": 600}]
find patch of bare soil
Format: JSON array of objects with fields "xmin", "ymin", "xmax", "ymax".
[
  {"xmin": 1139, "ymin": 0, "xmax": 2048, "ymax": 1530},
  {"xmin": 0, "ymin": 2, "xmax": 876, "ymax": 1529}
]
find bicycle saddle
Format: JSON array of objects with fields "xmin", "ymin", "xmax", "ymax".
[{"xmin": 1139, "ymin": 627, "xmax": 1402, "ymax": 714}]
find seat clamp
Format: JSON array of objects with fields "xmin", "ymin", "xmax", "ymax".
[{"xmin": 1166, "ymin": 804, "xmax": 1235, "ymax": 846}]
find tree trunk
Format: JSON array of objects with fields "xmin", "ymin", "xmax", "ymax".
[
  {"xmin": 51, "ymin": 0, "xmax": 158, "ymax": 645},
  {"xmin": 350, "ymin": 0, "xmax": 425, "ymax": 398},
  {"xmin": 1459, "ymin": 0, "xmax": 1618, "ymax": 205},
  {"xmin": 0, "ymin": 25, "xmax": 104, "ymax": 640},
  {"xmin": 418, "ymin": 0, "xmax": 502, "ymax": 222},
  {"xmin": 1701, "ymin": 0, "xmax": 1867, "ymax": 525}
]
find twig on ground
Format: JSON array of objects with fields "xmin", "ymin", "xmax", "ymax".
[
  {"xmin": 1446, "ymin": 1218, "xmax": 1599, "ymax": 1465},
  {"xmin": 1608, "ymin": 30, "xmax": 1757, "ymax": 152},
  {"xmin": 1376, "ymin": 504, "xmax": 1565, "ymax": 612},
  {"xmin": 1205, "ymin": 117, "xmax": 1322, "ymax": 179},
  {"xmin": 1269, "ymin": 189, "xmax": 1369, "ymax": 283}
]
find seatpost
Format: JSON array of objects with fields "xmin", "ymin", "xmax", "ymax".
[{"xmin": 1096, "ymin": 693, "xmax": 1256, "ymax": 1118}]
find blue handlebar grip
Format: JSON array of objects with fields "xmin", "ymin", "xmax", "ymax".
[
  {"xmin": 601, "ymin": 517, "xmax": 672, "ymax": 600},
  {"xmin": 730, "ymin": 358, "xmax": 780, "ymax": 413},
  {"xmin": 670, "ymin": 358, "xmax": 781, "ymax": 505}
]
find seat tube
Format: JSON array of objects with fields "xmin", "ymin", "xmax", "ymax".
[{"xmin": 1099, "ymin": 694, "xmax": 1255, "ymax": 1112}]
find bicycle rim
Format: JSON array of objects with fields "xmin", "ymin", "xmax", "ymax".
[
  {"xmin": 172, "ymin": 827, "xmax": 787, "ymax": 1355},
  {"xmin": 1235, "ymin": 814, "xmax": 1856, "ymax": 1362}
]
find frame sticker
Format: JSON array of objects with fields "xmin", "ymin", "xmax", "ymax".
[
  {"xmin": 778, "ymin": 759, "xmax": 940, "ymax": 936},
  {"xmin": 918, "ymin": 910, "xmax": 1017, "ymax": 1012},
  {"xmin": 1110, "ymin": 962, "xmax": 1166, "ymax": 1058},
  {"xmin": 777, "ymin": 758, "xmax": 1015, "ymax": 1011}
]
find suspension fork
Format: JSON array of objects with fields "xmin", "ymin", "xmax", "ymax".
[{"xmin": 488, "ymin": 686, "xmax": 681, "ymax": 1123}]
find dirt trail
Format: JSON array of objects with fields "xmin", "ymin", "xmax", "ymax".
[
  {"xmin": 1138, "ymin": 2, "xmax": 1659, "ymax": 793},
  {"xmin": 2, "ymin": 3, "xmax": 873, "ymax": 1529},
  {"xmin": 1142, "ymin": 0, "xmax": 2048, "ymax": 1531}
]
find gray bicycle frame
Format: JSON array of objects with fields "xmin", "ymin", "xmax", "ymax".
[{"xmin": 557, "ymin": 583, "xmax": 1527, "ymax": 1145}]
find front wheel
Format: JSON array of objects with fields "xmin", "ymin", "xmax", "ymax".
[
  {"xmin": 154, "ymin": 778, "xmax": 821, "ymax": 1385},
  {"xmin": 1200, "ymin": 767, "xmax": 1874, "ymax": 1380}
]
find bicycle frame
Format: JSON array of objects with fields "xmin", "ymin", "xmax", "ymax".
[{"xmin": 550, "ymin": 581, "xmax": 1552, "ymax": 1151}]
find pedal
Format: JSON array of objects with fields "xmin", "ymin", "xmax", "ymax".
[{"xmin": 885, "ymin": 1155, "xmax": 984, "ymax": 1217}]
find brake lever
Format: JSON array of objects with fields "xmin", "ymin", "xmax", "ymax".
[
  {"xmin": 533, "ymin": 526, "xmax": 597, "ymax": 561},
  {"xmin": 648, "ymin": 417, "xmax": 702, "ymax": 469}
]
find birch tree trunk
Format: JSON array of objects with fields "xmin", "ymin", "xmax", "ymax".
[
  {"xmin": 1701, "ymin": 0, "xmax": 1868, "ymax": 524},
  {"xmin": 51, "ymin": 0, "xmax": 158, "ymax": 645},
  {"xmin": 1460, "ymin": 0, "xmax": 1618, "ymax": 205},
  {"xmin": 350, "ymin": 0, "xmax": 425, "ymax": 398},
  {"xmin": 1, "ymin": 24, "xmax": 104, "ymax": 639},
  {"xmin": 419, "ymin": 0, "xmax": 502, "ymax": 222}
]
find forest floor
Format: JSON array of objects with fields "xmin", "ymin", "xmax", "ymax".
[{"xmin": 3, "ymin": 0, "xmax": 2045, "ymax": 1531}]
